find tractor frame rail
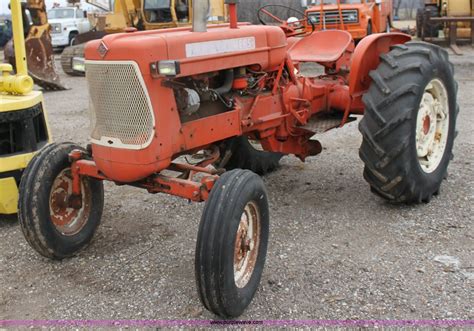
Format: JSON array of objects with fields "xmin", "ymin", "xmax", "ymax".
[{"xmin": 69, "ymin": 149, "xmax": 219, "ymax": 203}]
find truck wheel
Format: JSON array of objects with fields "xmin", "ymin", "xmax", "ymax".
[
  {"xmin": 195, "ymin": 169, "xmax": 269, "ymax": 317},
  {"xmin": 18, "ymin": 142, "xmax": 104, "ymax": 259},
  {"xmin": 218, "ymin": 136, "xmax": 283, "ymax": 175},
  {"xmin": 68, "ymin": 31, "xmax": 78, "ymax": 46},
  {"xmin": 359, "ymin": 42, "xmax": 458, "ymax": 203}
]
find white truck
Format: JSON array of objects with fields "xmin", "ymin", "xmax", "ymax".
[{"xmin": 48, "ymin": 6, "xmax": 90, "ymax": 47}]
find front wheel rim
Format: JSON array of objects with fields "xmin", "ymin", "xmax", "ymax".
[
  {"xmin": 234, "ymin": 201, "xmax": 261, "ymax": 289},
  {"xmin": 49, "ymin": 168, "xmax": 92, "ymax": 236},
  {"xmin": 416, "ymin": 78, "xmax": 450, "ymax": 174}
]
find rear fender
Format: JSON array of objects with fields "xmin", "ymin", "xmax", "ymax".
[{"xmin": 349, "ymin": 33, "xmax": 411, "ymax": 110}]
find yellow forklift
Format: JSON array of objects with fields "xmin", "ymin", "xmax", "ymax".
[{"xmin": 0, "ymin": 0, "xmax": 51, "ymax": 216}]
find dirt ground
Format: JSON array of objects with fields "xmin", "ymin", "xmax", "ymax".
[{"xmin": 0, "ymin": 45, "xmax": 473, "ymax": 321}]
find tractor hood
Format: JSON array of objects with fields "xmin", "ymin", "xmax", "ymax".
[{"xmin": 84, "ymin": 24, "xmax": 288, "ymax": 78}]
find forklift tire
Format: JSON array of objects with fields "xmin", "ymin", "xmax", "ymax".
[
  {"xmin": 18, "ymin": 142, "xmax": 104, "ymax": 259},
  {"xmin": 219, "ymin": 136, "xmax": 283, "ymax": 175},
  {"xmin": 359, "ymin": 42, "xmax": 458, "ymax": 203},
  {"xmin": 195, "ymin": 169, "xmax": 269, "ymax": 317}
]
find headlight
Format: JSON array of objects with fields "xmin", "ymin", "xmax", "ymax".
[
  {"xmin": 52, "ymin": 24, "xmax": 61, "ymax": 33},
  {"xmin": 348, "ymin": 14, "xmax": 357, "ymax": 21},
  {"xmin": 72, "ymin": 57, "xmax": 85, "ymax": 72},
  {"xmin": 158, "ymin": 61, "xmax": 181, "ymax": 77}
]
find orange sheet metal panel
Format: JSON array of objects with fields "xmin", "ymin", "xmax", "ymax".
[{"xmin": 180, "ymin": 110, "xmax": 241, "ymax": 151}]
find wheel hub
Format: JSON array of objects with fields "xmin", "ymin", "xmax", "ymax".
[
  {"xmin": 234, "ymin": 201, "xmax": 260, "ymax": 288},
  {"xmin": 49, "ymin": 169, "xmax": 91, "ymax": 236},
  {"xmin": 416, "ymin": 79, "xmax": 450, "ymax": 173}
]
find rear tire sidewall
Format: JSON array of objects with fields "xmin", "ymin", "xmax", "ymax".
[
  {"xmin": 220, "ymin": 178, "xmax": 269, "ymax": 317},
  {"xmin": 408, "ymin": 59, "xmax": 457, "ymax": 194}
]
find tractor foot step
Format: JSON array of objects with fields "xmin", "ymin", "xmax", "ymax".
[{"xmin": 300, "ymin": 116, "xmax": 357, "ymax": 134}]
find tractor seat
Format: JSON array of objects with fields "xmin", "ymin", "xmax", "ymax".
[{"xmin": 288, "ymin": 30, "xmax": 353, "ymax": 64}]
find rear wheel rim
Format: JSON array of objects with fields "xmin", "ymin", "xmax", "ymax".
[
  {"xmin": 416, "ymin": 78, "xmax": 450, "ymax": 174},
  {"xmin": 234, "ymin": 201, "xmax": 261, "ymax": 289},
  {"xmin": 49, "ymin": 168, "xmax": 92, "ymax": 236}
]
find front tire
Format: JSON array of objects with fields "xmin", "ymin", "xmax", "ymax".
[
  {"xmin": 68, "ymin": 31, "xmax": 78, "ymax": 46},
  {"xmin": 195, "ymin": 169, "xmax": 269, "ymax": 317},
  {"xmin": 359, "ymin": 42, "xmax": 458, "ymax": 203},
  {"xmin": 18, "ymin": 142, "xmax": 104, "ymax": 259}
]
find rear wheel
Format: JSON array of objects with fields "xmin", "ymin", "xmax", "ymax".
[
  {"xmin": 217, "ymin": 136, "xmax": 283, "ymax": 175},
  {"xmin": 359, "ymin": 42, "xmax": 458, "ymax": 203},
  {"xmin": 195, "ymin": 169, "xmax": 269, "ymax": 317},
  {"xmin": 18, "ymin": 142, "xmax": 104, "ymax": 259}
]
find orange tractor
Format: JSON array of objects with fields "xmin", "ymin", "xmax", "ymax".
[{"xmin": 19, "ymin": 0, "xmax": 458, "ymax": 318}]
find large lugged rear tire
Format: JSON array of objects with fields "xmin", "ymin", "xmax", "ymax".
[
  {"xmin": 18, "ymin": 142, "xmax": 104, "ymax": 259},
  {"xmin": 218, "ymin": 136, "xmax": 283, "ymax": 175},
  {"xmin": 195, "ymin": 169, "xmax": 269, "ymax": 317},
  {"xmin": 359, "ymin": 42, "xmax": 458, "ymax": 203}
]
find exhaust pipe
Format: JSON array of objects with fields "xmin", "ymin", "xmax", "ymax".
[{"xmin": 193, "ymin": 0, "xmax": 210, "ymax": 32}]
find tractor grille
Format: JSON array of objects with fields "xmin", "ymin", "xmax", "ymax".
[
  {"xmin": 308, "ymin": 9, "xmax": 359, "ymax": 26},
  {"xmin": 85, "ymin": 61, "xmax": 155, "ymax": 149}
]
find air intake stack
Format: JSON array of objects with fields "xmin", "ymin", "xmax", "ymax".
[{"xmin": 192, "ymin": 0, "xmax": 210, "ymax": 32}]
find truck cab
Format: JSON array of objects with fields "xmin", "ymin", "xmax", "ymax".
[
  {"xmin": 48, "ymin": 7, "xmax": 90, "ymax": 47},
  {"xmin": 303, "ymin": 0, "xmax": 392, "ymax": 40}
]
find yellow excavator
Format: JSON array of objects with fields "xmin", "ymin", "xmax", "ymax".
[
  {"xmin": 0, "ymin": 0, "xmax": 52, "ymax": 216},
  {"xmin": 3, "ymin": 0, "xmax": 67, "ymax": 90},
  {"xmin": 61, "ymin": 0, "xmax": 227, "ymax": 76}
]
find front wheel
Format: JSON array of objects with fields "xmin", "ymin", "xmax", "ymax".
[
  {"xmin": 18, "ymin": 142, "xmax": 104, "ymax": 259},
  {"xmin": 359, "ymin": 42, "xmax": 458, "ymax": 203},
  {"xmin": 68, "ymin": 31, "xmax": 78, "ymax": 46},
  {"xmin": 195, "ymin": 169, "xmax": 269, "ymax": 317}
]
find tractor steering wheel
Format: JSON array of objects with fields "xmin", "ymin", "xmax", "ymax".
[{"xmin": 257, "ymin": 5, "xmax": 315, "ymax": 37}]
